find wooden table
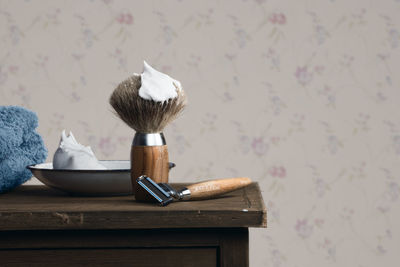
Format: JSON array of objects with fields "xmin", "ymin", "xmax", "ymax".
[{"xmin": 0, "ymin": 183, "xmax": 266, "ymax": 267}]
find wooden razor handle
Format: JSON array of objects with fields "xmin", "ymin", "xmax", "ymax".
[
  {"xmin": 131, "ymin": 145, "xmax": 169, "ymax": 201},
  {"xmin": 187, "ymin": 177, "xmax": 252, "ymax": 200}
]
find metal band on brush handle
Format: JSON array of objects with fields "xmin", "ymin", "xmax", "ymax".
[{"xmin": 132, "ymin": 132, "xmax": 166, "ymax": 146}]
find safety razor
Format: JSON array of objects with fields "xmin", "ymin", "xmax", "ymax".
[{"xmin": 136, "ymin": 175, "xmax": 252, "ymax": 206}]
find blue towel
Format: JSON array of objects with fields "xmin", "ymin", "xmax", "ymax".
[{"xmin": 0, "ymin": 106, "xmax": 47, "ymax": 193}]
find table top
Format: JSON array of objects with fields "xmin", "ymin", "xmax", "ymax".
[{"xmin": 0, "ymin": 183, "xmax": 266, "ymax": 231}]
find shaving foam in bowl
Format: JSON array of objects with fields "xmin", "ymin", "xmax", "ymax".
[{"xmin": 53, "ymin": 130, "xmax": 106, "ymax": 170}]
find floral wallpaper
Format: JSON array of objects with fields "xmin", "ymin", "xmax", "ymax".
[{"xmin": 1, "ymin": 0, "xmax": 400, "ymax": 266}]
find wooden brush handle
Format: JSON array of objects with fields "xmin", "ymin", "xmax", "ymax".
[
  {"xmin": 131, "ymin": 145, "xmax": 169, "ymax": 202},
  {"xmin": 187, "ymin": 177, "xmax": 252, "ymax": 200}
]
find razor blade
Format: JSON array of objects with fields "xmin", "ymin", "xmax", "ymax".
[
  {"xmin": 136, "ymin": 175, "xmax": 190, "ymax": 206},
  {"xmin": 136, "ymin": 176, "xmax": 174, "ymax": 206}
]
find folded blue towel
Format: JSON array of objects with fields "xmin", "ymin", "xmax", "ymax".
[{"xmin": 0, "ymin": 106, "xmax": 47, "ymax": 193}]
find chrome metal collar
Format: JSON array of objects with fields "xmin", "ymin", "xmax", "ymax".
[
  {"xmin": 132, "ymin": 132, "xmax": 166, "ymax": 146},
  {"xmin": 177, "ymin": 188, "xmax": 191, "ymax": 200}
]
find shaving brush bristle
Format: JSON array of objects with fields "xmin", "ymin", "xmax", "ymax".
[{"xmin": 109, "ymin": 74, "xmax": 186, "ymax": 133}]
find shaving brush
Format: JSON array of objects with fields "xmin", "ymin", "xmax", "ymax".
[{"xmin": 109, "ymin": 74, "xmax": 186, "ymax": 201}]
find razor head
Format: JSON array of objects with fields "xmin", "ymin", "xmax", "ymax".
[
  {"xmin": 136, "ymin": 176, "xmax": 174, "ymax": 206},
  {"xmin": 158, "ymin": 183, "xmax": 179, "ymax": 199}
]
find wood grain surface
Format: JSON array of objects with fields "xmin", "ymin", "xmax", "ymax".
[
  {"xmin": 131, "ymin": 145, "xmax": 169, "ymax": 202},
  {"xmin": 0, "ymin": 183, "xmax": 266, "ymax": 231}
]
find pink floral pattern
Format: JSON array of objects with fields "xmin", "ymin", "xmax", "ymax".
[
  {"xmin": 0, "ymin": 1, "xmax": 399, "ymax": 266},
  {"xmin": 269, "ymin": 166, "xmax": 286, "ymax": 178},
  {"xmin": 269, "ymin": 13, "xmax": 286, "ymax": 25},
  {"xmin": 295, "ymin": 219, "xmax": 313, "ymax": 239},
  {"xmin": 116, "ymin": 12, "xmax": 133, "ymax": 25},
  {"xmin": 295, "ymin": 66, "xmax": 313, "ymax": 86}
]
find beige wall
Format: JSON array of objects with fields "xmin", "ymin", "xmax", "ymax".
[{"xmin": 1, "ymin": 0, "xmax": 400, "ymax": 266}]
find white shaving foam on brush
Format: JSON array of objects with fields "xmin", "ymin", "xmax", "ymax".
[{"xmin": 138, "ymin": 61, "xmax": 182, "ymax": 102}]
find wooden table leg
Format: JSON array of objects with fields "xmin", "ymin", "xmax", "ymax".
[{"xmin": 219, "ymin": 228, "xmax": 249, "ymax": 267}]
